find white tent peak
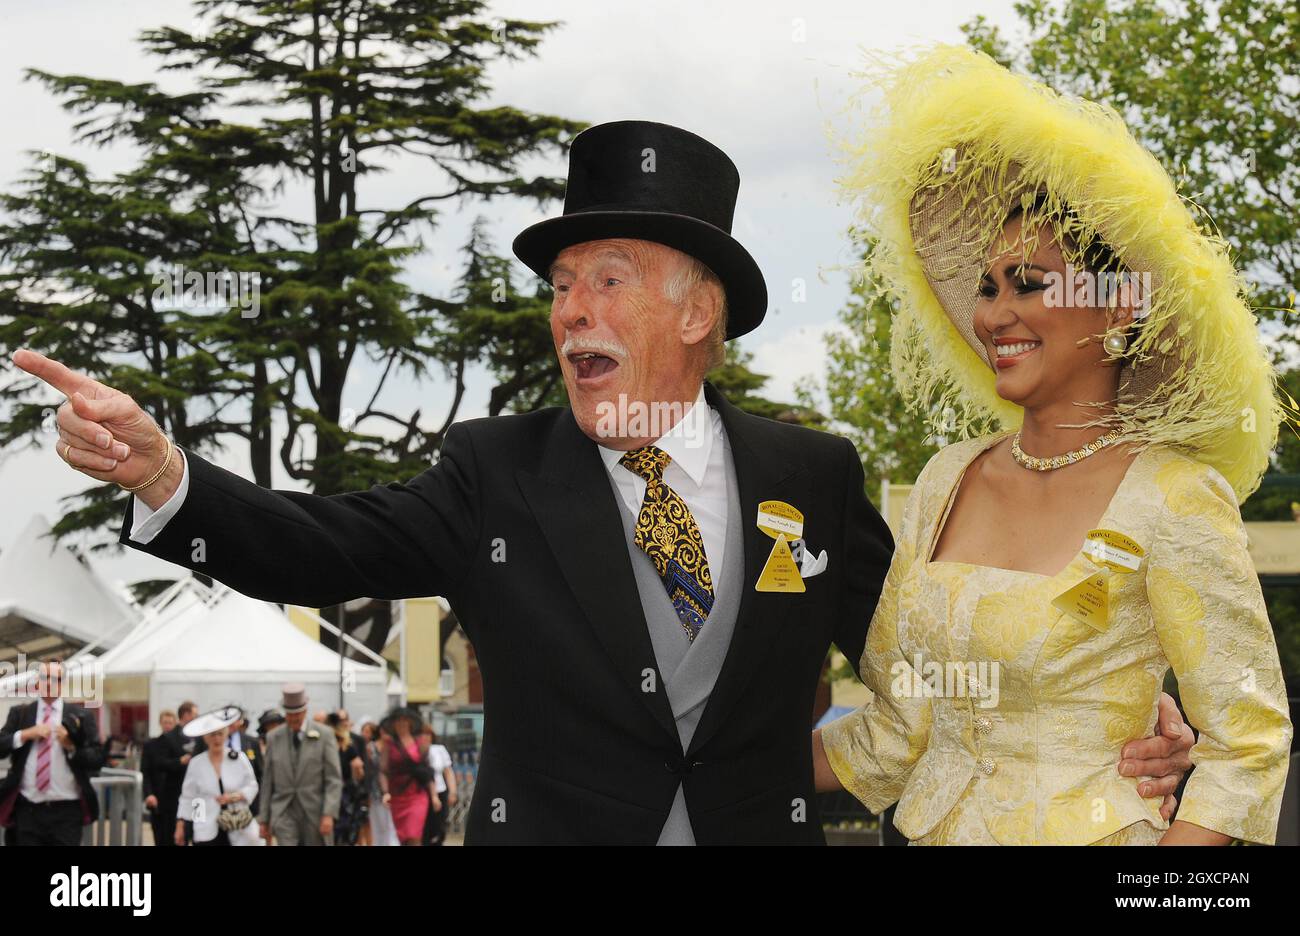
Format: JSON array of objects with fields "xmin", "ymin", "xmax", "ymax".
[
  {"xmin": 0, "ymin": 513, "xmax": 137, "ymax": 651},
  {"xmin": 77, "ymin": 578, "xmax": 389, "ymax": 728},
  {"xmin": 94, "ymin": 577, "xmax": 382, "ymax": 679}
]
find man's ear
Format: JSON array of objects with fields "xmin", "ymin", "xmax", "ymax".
[{"xmin": 679, "ymin": 281, "xmax": 722, "ymax": 348}]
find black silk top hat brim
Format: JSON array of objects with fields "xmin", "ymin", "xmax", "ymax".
[{"xmin": 513, "ymin": 120, "xmax": 768, "ymax": 340}]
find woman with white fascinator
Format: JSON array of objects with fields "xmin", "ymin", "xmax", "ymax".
[{"xmin": 178, "ymin": 705, "xmax": 260, "ymax": 846}]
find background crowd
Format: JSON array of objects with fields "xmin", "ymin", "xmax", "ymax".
[{"xmin": 138, "ymin": 685, "xmax": 457, "ymax": 847}]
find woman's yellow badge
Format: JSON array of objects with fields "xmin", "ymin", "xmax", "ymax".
[{"xmin": 1051, "ymin": 529, "xmax": 1145, "ymax": 631}]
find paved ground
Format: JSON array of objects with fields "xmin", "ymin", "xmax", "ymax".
[{"xmin": 139, "ymin": 823, "xmax": 465, "ymax": 846}]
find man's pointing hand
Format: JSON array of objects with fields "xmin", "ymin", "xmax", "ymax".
[{"xmin": 11, "ymin": 348, "xmax": 183, "ymax": 506}]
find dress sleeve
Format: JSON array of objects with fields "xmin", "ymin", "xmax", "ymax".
[
  {"xmin": 179, "ymin": 760, "xmax": 200, "ymax": 821},
  {"xmin": 1146, "ymin": 458, "xmax": 1294, "ymax": 844},
  {"xmin": 819, "ymin": 458, "xmax": 936, "ymax": 813}
]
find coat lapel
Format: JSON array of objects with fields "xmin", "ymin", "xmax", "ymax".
[
  {"xmin": 515, "ymin": 409, "xmax": 679, "ymax": 745},
  {"xmin": 687, "ymin": 384, "xmax": 806, "ymax": 757}
]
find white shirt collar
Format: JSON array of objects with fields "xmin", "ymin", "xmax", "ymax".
[{"xmin": 597, "ymin": 384, "xmax": 713, "ymax": 487}]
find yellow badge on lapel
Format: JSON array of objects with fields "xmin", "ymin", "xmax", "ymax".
[
  {"xmin": 1051, "ymin": 529, "xmax": 1145, "ymax": 632},
  {"xmin": 755, "ymin": 500, "xmax": 806, "ymax": 593}
]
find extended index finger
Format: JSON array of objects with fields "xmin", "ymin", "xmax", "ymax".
[{"xmin": 11, "ymin": 349, "xmax": 96, "ymax": 398}]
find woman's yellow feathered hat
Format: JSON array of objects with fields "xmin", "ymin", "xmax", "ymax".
[{"xmin": 837, "ymin": 44, "xmax": 1281, "ymax": 502}]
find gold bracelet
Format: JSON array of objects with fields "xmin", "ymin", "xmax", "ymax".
[{"xmin": 121, "ymin": 433, "xmax": 177, "ymax": 493}]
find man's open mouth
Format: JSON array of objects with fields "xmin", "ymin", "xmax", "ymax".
[{"xmin": 568, "ymin": 351, "xmax": 620, "ymax": 381}]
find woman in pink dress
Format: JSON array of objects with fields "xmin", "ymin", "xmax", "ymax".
[{"xmin": 378, "ymin": 707, "xmax": 438, "ymax": 846}]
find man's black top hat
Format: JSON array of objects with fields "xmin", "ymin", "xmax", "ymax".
[{"xmin": 513, "ymin": 120, "xmax": 767, "ymax": 340}]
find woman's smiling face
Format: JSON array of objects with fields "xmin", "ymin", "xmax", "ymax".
[{"xmin": 974, "ymin": 214, "xmax": 1119, "ymax": 410}]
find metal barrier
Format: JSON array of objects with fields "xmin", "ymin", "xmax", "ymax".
[{"xmin": 81, "ymin": 767, "xmax": 144, "ymax": 846}]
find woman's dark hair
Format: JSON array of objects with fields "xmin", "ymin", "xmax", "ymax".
[{"xmin": 1003, "ymin": 191, "xmax": 1123, "ymax": 276}]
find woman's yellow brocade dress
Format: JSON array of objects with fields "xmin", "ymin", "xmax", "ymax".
[{"xmin": 821, "ymin": 434, "xmax": 1293, "ymax": 845}]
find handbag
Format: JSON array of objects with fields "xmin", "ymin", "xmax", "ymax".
[{"xmin": 216, "ymin": 770, "xmax": 254, "ymax": 831}]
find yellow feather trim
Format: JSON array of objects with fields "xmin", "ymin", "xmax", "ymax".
[{"xmin": 833, "ymin": 44, "xmax": 1280, "ymax": 503}]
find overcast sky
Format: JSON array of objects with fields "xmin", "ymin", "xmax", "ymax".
[{"xmin": 0, "ymin": 0, "xmax": 1022, "ymax": 591}]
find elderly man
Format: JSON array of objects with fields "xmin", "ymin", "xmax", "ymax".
[
  {"xmin": 143, "ymin": 699, "xmax": 202, "ymax": 845},
  {"xmin": 258, "ymin": 685, "xmax": 341, "ymax": 845},
  {"xmin": 11, "ymin": 120, "xmax": 1192, "ymax": 844}
]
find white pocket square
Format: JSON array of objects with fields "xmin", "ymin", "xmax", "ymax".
[
  {"xmin": 789, "ymin": 538, "xmax": 828, "ymax": 579},
  {"xmin": 800, "ymin": 549, "xmax": 828, "ymax": 578}
]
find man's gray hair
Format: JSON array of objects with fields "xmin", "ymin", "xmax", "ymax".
[{"xmin": 663, "ymin": 253, "xmax": 728, "ymax": 372}]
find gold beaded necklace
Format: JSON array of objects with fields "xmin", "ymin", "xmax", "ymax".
[{"xmin": 1011, "ymin": 429, "xmax": 1123, "ymax": 472}]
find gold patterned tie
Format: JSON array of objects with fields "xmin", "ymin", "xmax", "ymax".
[{"xmin": 619, "ymin": 446, "xmax": 715, "ymax": 641}]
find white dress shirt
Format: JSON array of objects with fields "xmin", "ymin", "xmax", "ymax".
[
  {"xmin": 596, "ymin": 384, "xmax": 729, "ymax": 600},
  {"xmin": 15, "ymin": 697, "xmax": 80, "ymax": 803},
  {"xmin": 426, "ymin": 743, "xmax": 453, "ymax": 794}
]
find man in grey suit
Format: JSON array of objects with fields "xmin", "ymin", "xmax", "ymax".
[{"xmin": 258, "ymin": 684, "xmax": 342, "ymax": 845}]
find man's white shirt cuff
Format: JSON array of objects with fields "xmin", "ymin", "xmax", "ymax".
[{"xmin": 128, "ymin": 449, "xmax": 190, "ymax": 544}]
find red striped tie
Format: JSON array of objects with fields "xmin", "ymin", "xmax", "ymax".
[{"xmin": 35, "ymin": 703, "xmax": 54, "ymax": 792}]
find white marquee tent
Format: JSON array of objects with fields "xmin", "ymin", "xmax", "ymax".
[
  {"xmin": 0, "ymin": 514, "xmax": 137, "ymax": 662},
  {"xmin": 72, "ymin": 577, "xmax": 388, "ymax": 731}
]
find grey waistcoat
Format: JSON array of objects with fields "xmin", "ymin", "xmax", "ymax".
[{"xmin": 612, "ymin": 431, "xmax": 744, "ymax": 845}]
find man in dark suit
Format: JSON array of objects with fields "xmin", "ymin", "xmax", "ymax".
[
  {"xmin": 153, "ymin": 701, "xmax": 199, "ymax": 845},
  {"xmin": 140, "ymin": 708, "xmax": 177, "ymax": 845},
  {"xmin": 13, "ymin": 121, "xmax": 1192, "ymax": 844},
  {"xmin": 0, "ymin": 660, "xmax": 106, "ymax": 845}
]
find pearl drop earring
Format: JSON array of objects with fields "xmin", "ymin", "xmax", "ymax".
[{"xmin": 1103, "ymin": 329, "xmax": 1128, "ymax": 356}]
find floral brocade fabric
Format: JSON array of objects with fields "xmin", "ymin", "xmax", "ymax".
[{"xmin": 821, "ymin": 433, "xmax": 1293, "ymax": 845}]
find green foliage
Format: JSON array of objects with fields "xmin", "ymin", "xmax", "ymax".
[
  {"xmin": 812, "ymin": 239, "xmax": 942, "ymax": 506},
  {"xmin": 963, "ymin": 0, "xmax": 1298, "ymax": 330},
  {"xmin": 437, "ymin": 218, "xmax": 564, "ymax": 420},
  {"xmin": 709, "ymin": 345, "xmax": 825, "ymax": 427},
  {"xmin": 0, "ymin": 0, "xmax": 586, "ymax": 545},
  {"xmin": 1241, "ymin": 414, "xmax": 1300, "ymax": 522}
]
